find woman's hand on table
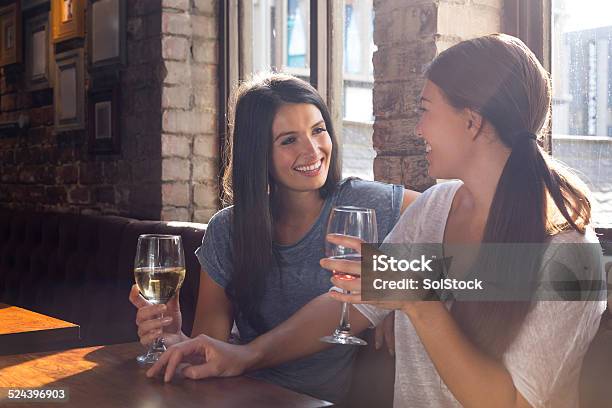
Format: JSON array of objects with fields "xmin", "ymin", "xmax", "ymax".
[
  {"xmin": 129, "ymin": 284, "xmax": 187, "ymax": 347},
  {"xmin": 146, "ymin": 334, "xmax": 263, "ymax": 382}
]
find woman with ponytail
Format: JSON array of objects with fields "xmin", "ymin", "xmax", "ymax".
[{"xmin": 323, "ymin": 33, "xmax": 607, "ymax": 407}]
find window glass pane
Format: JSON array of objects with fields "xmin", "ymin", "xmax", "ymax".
[
  {"xmin": 251, "ymin": 0, "xmax": 310, "ymax": 82},
  {"xmin": 552, "ymin": 0, "xmax": 612, "ymax": 226},
  {"xmin": 342, "ymin": 0, "xmax": 375, "ymax": 180}
]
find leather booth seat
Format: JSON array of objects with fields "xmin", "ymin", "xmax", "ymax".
[{"xmin": 0, "ymin": 209, "xmax": 206, "ymax": 347}]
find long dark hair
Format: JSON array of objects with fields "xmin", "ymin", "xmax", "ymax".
[
  {"xmin": 222, "ymin": 73, "xmax": 341, "ymax": 333},
  {"xmin": 425, "ymin": 34, "xmax": 592, "ymax": 358}
]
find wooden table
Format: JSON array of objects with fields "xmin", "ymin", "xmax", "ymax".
[
  {"xmin": 0, "ymin": 342, "xmax": 333, "ymax": 407},
  {"xmin": 0, "ymin": 303, "xmax": 80, "ymax": 355}
]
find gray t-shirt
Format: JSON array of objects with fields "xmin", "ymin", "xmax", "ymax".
[
  {"xmin": 356, "ymin": 180, "xmax": 606, "ymax": 408},
  {"xmin": 195, "ymin": 178, "xmax": 404, "ymax": 403}
]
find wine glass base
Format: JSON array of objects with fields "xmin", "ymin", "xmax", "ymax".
[
  {"xmin": 320, "ymin": 330, "xmax": 367, "ymax": 346},
  {"xmin": 136, "ymin": 346, "xmax": 166, "ymax": 365}
]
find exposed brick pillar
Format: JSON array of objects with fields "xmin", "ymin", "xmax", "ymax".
[
  {"xmin": 372, "ymin": 0, "xmax": 502, "ymax": 192},
  {"xmin": 160, "ymin": 0, "xmax": 220, "ymax": 222}
]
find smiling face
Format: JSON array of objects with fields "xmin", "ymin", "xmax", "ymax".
[
  {"xmin": 415, "ymin": 80, "xmax": 475, "ymax": 179},
  {"xmin": 269, "ymin": 103, "xmax": 333, "ymax": 195}
]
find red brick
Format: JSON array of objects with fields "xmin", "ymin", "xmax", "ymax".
[
  {"xmin": 373, "ymin": 118, "xmax": 423, "ymax": 154},
  {"xmin": 401, "ymin": 156, "xmax": 435, "ymax": 192},
  {"xmin": 80, "ymin": 162, "xmax": 104, "ymax": 185},
  {"xmin": 373, "ymin": 156, "xmax": 403, "ymax": 184},
  {"xmin": 58, "ymin": 165, "xmax": 79, "ymax": 184},
  {"xmin": 69, "ymin": 187, "xmax": 91, "ymax": 204},
  {"xmin": 45, "ymin": 186, "xmax": 68, "ymax": 204},
  {"xmin": 95, "ymin": 187, "xmax": 116, "ymax": 204},
  {"xmin": 1, "ymin": 94, "xmax": 16, "ymax": 111}
]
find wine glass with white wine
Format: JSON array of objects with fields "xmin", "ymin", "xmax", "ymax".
[{"xmin": 134, "ymin": 234, "xmax": 185, "ymax": 364}]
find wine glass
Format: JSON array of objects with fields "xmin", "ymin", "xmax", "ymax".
[
  {"xmin": 320, "ymin": 206, "xmax": 377, "ymax": 346},
  {"xmin": 134, "ymin": 234, "xmax": 185, "ymax": 364}
]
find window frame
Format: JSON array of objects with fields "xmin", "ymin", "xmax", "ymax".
[
  {"xmin": 507, "ymin": 0, "xmax": 612, "ymax": 236},
  {"xmin": 503, "ymin": 0, "xmax": 552, "ymax": 154},
  {"xmin": 218, "ymin": 0, "xmax": 344, "ymax": 169}
]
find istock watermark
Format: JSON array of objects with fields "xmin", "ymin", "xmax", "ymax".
[{"xmin": 359, "ymin": 243, "xmax": 607, "ymax": 302}]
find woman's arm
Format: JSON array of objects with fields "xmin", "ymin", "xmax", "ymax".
[
  {"xmin": 401, "ymin": 189, "xmax": 421, "ymax": 213},
  {"xmin": 324, "ymin": 234, "xmax": 533, "ymax": 408},
  {"xmin": 190, "ymin": 268, "xmax": 234, "ymax": 342},
  {"xmin": 401, "ymin": 302, "xmax": 533, "ymax": 408},
  {"xmin": 146, "ymin": 292, "xmax": 373, "ymax": 381},
  {"xmin": 246, "ymin": 292, "xmax": 371, "ymax": 370}
]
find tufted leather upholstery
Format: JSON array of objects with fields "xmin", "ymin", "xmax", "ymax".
[{"xmin": 0, "ymin": 209, "xmax": 206, "ymax": 347}]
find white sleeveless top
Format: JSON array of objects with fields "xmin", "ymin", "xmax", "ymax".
[{"xmin": 356, "ymin": 180, "xmax": 606, "ymax": 408}]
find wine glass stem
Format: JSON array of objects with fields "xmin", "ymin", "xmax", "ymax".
[
  {"xmin": 152, "ymin": 310, "xmax": 166, "ymax": 352},
  {"xmin": 338, "ymin": 290, "xmax": 351, "ymax": 332}
]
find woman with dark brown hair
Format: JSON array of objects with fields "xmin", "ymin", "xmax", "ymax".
[
  {"xmin": 130, "ymin": 73, "xmax": 417, "ymax": 403},
  {"xmin": 144, "ymin": 35, "xmax": 605, "ymax": 407}
]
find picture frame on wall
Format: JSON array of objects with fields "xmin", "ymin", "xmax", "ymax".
[
  {"xmin": 25, "ymin": 13, "xmax": 53, "ymax": 90},
  {"xmin": 54, "ymin": 49, "xmax": 85, "ymax": 131},
  {"xmin": 51, "ymin": 0, "xmax": 84, "ymax": 43},
  {"xmin": 0, "ymin": 3, "xmax": 22, "ymax": 67},
  {"xmin": 88, "ymin": 0, "xmax": 126, "ymax": 70},
  {"xmin": 88, "ymin": 85, "xmax": 120, "ymax": 153}
]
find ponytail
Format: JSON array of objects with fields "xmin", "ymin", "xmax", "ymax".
[{"xmin": 426, "ymin": 34, "xmax": 592, "ymax": 358}]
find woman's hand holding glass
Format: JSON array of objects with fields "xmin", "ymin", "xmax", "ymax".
[
  {"xmin": 129, "ymin": 284, "xmax": 187, "ymax": 348},
  {"xmin": 320, "ymin": 234, "xmax": 414, "ymax": 312}
]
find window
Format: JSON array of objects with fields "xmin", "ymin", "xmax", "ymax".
[
  {"xmin": 341, "ymin": 0, "xmax": 375, "ymax": 180},
  {"xmin": 246, "ymin": 0, "xmax": 376, "ymax": 180},
  {"xmin": 343, "ymin": 0, "xmax": 374, "ymax": 122},
  {"xmin": 251, "ymin": 0, "xmax": 310, "ymax": 81},
  {"xmin": 552, "ymin": 0, "xmax": 612, "ymax": 227}
]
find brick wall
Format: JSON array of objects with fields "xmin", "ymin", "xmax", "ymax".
[
  {"xmin": 0, "ymin": 1, "xmax": 164, "ymax": 218},
  {"xmin": 372, "ymin": 0, "xmax": 503, "ymax": 191},
  {"xmin": 0, "ymin": 0, "xmax": 221, "ymax": 222},
  {"xmin": 160, "ymin": 0, "xmax": 219, "ymax": 222}
]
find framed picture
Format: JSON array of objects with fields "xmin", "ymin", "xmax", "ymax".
[
  {"xmin": 88, "ymin": 86, "xmax": 120, "ymax": 153},
  {"xmin": 0, "ymin": 3, "xmax": 22, "ymax": 67},
  {"xmin": 25, "ymin": 13, "xmax": 53, "ymax": 90},
  {"xmin": 54, "ymin": 49, "xmax": 85, "ymax": 131},
  {"xmin": 51, "ymin": 0, "xmax": 84, "ymax": 43},
  {"xmin": 88, "ymin": 0, "xmax": 126, "ymax": 70}
]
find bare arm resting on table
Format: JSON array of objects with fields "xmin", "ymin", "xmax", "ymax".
[
  {"xmin": 146, "ymin": 292, "xmax": 372, "ymax": 382},
  {"xmin": 146, "ymin": 188, "xmax": 420, "ymax": 381}
]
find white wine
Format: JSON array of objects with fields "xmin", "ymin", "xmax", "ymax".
[{"xmin": 134, "ymin": 266, "xmax": 186, "ymax": 304}]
